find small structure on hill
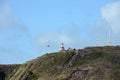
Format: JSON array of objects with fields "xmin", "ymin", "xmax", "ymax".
[
  {"xmin": 68, "ymin": 48, "xmax": 75, "ymax": 52},
  {"xmin": 59, "ymin": 43, "xmax": 78, "ymax": 53},
  {"xmin": 60, "ymin": 43, "xmax": 65, "ymax": 51}
]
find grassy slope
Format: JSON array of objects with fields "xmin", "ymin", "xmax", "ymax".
[{"xmin": 0, "ymin": 46, "xmax": 120, "ymax": 80}]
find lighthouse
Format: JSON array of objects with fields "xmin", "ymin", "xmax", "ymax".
[{"xmin": 60, "ymin": 43, "xmax": 65, "ymax": 51}]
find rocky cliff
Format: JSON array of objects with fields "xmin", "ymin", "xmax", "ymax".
[{"xmin": 0, "ymin": 46, "xmax": 120, "ymax": 80}]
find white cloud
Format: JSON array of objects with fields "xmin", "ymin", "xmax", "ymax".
[
  {"xmin": 36, "ymin": 23, "xmax": 83, "ymax": 50},
  {"xmin": 0, "ymin": 0, "xmax": 28, "ymax": 32},
  {"xmin": 90, "ymin": 1, "xmax": 120, "ymax": 46},
  {"xmin": 0, "ymin": 1, "xmax": 31, "ymax": 63},
  {"xmin": 37, "ymin": 33, "xmax": 73, "ymax": 45},
  {"xmin": 101, "ymin": 1, "xmax": 120, "ymax": 33}
]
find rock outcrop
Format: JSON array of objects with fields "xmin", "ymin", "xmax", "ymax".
[{"xmin": 0, "ymin": 46, "xmax": 120, "ymax": 80}]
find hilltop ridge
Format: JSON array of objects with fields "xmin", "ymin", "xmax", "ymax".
[{"xmin": 0, "ymin": 46, "xmax": 120, "ymax": 80}]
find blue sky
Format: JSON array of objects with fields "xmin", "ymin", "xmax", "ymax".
[{"xmin": 0, "ymin": 0, "xmax": 120, "ymax": 64}]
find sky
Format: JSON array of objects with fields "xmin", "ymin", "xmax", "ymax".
[{"xmin": 0, "ymin": 0, "xmax": 120, "ymax": 64}]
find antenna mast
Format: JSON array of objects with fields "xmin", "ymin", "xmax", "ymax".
[{"xmin": 108, "ymin": 25, "xmax": 111, "ymax": 46}]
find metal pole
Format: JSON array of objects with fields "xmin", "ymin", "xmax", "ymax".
[{"xmin": 108, "ymin": 25, "xmax": 111, "ymax": 46}]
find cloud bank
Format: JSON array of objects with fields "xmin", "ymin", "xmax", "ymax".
[
  {"xmin": 36, "ymin": 23, "xmax": 83, "ymax": 52},
  {"xmin": 0, "ymin": 0, "xmax": 28, "ymax": 32},
  {"xmin": 90, "ymin": 0, "xmax": 120, "ymax": 46},
  {"xmin": 37, "ymin": 0, "xmax": 120, "ymax": 50},
  {"xmin": 0, "ymin": 0, "xmax": 32, "ymax": 63},
  {"xmin": 101, "ymin": 1, "xmax": 120, "ymax": 34}
]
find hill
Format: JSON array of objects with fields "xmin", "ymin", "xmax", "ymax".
[{"xmin": 0, "ymin": 46, "xmax": 120, "ymax": 80}]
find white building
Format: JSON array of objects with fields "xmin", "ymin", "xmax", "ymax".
[{"xmin": 60, "ymin": 43, "xmax": 65, "ymax": 51}]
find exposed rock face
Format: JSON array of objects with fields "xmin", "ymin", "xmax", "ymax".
[
  {"xmin": 0, "ymin": 46, "xmax": 120, "ymax": 80},
  {"xmin": 68, "ymin": 69, "xmax": 89, "ymax": 80},
  {"xmin": 0, "ymin": 64, "xmax": 20, "ymax": 80},
  {"xmin": 0, "ymin": 72, "xmax": 5, "ymax": 80}
]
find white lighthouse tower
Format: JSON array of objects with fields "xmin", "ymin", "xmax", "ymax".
[{"xmin": 60, "ymin": 43, "xmax": 65, "ymax": 51}]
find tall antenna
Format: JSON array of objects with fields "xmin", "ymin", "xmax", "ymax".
[
  {"xmin": 108, "ymin": 25, "xmax": 111, "ymax": 46},
  {"xmin": 96, "ymin": 39, "xmax": 98, "ymax": 46}
]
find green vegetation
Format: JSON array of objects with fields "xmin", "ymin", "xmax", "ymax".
[{"xmin": 0, "ymin": 46, "xmax": 120, "ymax": 80}]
